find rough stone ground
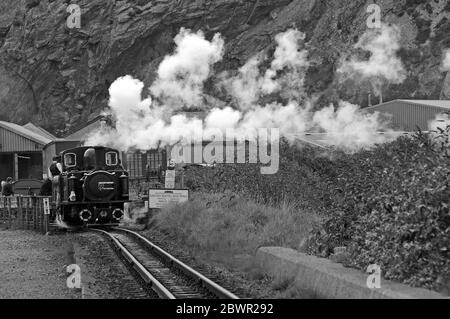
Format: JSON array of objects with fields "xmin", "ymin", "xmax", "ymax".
[
  {"xmin": 0, "ymin": 226, "xmax": 80, "ymax": 299},
  {"xmin": 73, "ymin": 231, "xmax": 155, "ymax": 299},
  {"xmin": 0, "ymin": 222, "xmax": 308, "ymax": 299},
  {"xmin": 0, "ymin": 224, "xmax": 155, "ymax": 299}
]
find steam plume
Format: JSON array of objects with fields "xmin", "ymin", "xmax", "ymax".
[
  {"xmin": 338, "ymin": 24, "xmax": 406, "ymax": 96},
  {"xmin": 312, "ymin": 101, "xmax": 391, "ymax": 149},
  {"xmin": 223, "ymin": 29, "xmax": 309, "ymax": 109},
  {"xmin": 150, "ymin": 28, "xmax": 224, "ymax": 109},
  {"xmin": 86, "ymin": 28, "xmax": 392, "ymax": 152},
  {"xmin": 443, "ymin": 49, "xmax": 450, "ymax": 72}
]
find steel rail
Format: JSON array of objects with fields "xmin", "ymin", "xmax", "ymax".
[
  {"xmin": 90, "ymin": 228, "xmax": 175, "ymax": 299},
  {"xmin": 114, "ymin": 227, "xmax": 239, "ymax": 299}
]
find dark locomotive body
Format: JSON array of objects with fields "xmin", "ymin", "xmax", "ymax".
[{"xmin": 53, "ymin": 146, "xmax": 129, "ymax": 226}]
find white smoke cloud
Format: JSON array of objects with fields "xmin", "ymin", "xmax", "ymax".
[
  {"xmin": 428, "ymin": 113, "xmax": 450, "ymax": 132},
  {"xmin": 338, "ymin": 24, "xmax": 406, "ymax": 95},
  {"xmin": 150, "ymin": 28, "xmax": 224, "ymax": 109},
  {"xmin": 428, "ymin": 113, "xmax": 450, "ymax": 151},
  {"xmin": 223, "ymin": 56, "xmax": 264, "ymax": 110},
  {"xmin": 312, "ymin": 101, "xmax": 391, "ymax": 149},
  {"xmin": 240, "ymin": 102, "xmax": 312, "ymax": 137},
  {"xmin": 86, "ymin": 28, "xmax": 393, "ymax": 152},
  {"xmin": 223, "ymin": 29, "xmax": 309, "ymax": 109},
  {"xmin": 86, "ymin": 75, "xmax": 204, "ymax": 150},
  {"xmin": 442, "ymin": 49, "xmax": 450, "ymax": 72},
  {"xmin": 262, "ymin": 29, "xmax": 309, "ymax": 97}
]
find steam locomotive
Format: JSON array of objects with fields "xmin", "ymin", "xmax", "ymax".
[{"xmin": 52, "ymin": 146, "xmax": 129, "ymax": 226}]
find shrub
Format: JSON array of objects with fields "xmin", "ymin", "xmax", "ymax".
[
  {"xmin": 308, "ymin": 134, "xmax": 450, "ymax": 291},
  {"xmin": 183, "ymin": 132, "xmax": 450, "ymax": 292},
  {"xmin": 151, "ymin": 192, "xmax": 319, "ymax": 257}
]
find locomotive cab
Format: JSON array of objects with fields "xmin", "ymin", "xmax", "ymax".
[{"xmin": 53, "ymin": 146, "xmax": 129, "ymax": 226}]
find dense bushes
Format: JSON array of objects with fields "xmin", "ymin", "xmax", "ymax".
[
  {"xmin": 308, "ymin": 136, "xmax": 450, "ymax": 291},
  {"xmin": 184, "ymin": 134, "xmax": 450, "ymax": 292},
  {"xmin": 184, "ymin": 141, "xmax": 332, "ymax": 213}
]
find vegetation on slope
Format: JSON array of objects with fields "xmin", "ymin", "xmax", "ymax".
[{"xmin": 181, "ymin": 132, "xmax": 450, "ymax": 292}]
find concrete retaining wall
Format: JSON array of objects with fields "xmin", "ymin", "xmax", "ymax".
[{"xmin": 255, "ymin": 247, "xmax": 448, "ymax": 299}]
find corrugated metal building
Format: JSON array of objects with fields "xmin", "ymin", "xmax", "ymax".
[
  {"xmin": 0, "ymin": 121, "xmax": 53, "ymax": 181},
  {"xmin": 365, "ymin": 100, "xmax": 450, "ymax": 131}
]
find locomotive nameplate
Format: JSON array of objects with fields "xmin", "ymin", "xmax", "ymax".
[
  {"xmin": 98, "ymin": 181, "xmax": 115, "ymax": 191},
  {"xmin": 148, "ymin": 189, "xmax": 189, "ymax": 209}
]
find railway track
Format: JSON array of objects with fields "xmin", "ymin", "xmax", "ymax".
[{"xmin": 91, "ymin": 227, "xmax": 239, "ymax": 299}]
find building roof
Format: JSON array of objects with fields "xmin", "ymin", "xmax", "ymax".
[
  {"xmin": 0, "ymin": 121, "xmax": 53, "ymax": 145},
  {"xmin": 366, "ymin": 99, "xmax": 450, "ymax": 111},
  {"xmin": 398, "ymin": 100, "xmax": 450, "ymax": 109},
  {"xmin": 286, "ymin": 132, "xmax": 413, "ymax": 149},
  {"xmin": 23, "ymin": 122, "xmax": 56, "ymax": 140},
  {"xmin": 65, "ymin": 114, "xmax": 109, "ymax": 139}
]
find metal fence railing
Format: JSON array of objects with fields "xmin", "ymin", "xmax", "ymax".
[{"xmin": 0, "ymin": 196, "xmax": 51, "ymax": 234}]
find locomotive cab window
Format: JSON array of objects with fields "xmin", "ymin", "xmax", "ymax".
[
  {"xmin": 84, "ymin": 148, "xmax": 96, "ymax": 170},
  {"xmin": 106, "ymin": 152, "xmax": 118, "ymax": 166},
  {"xmin": 64, "ymin": 153, "xmax": 76, "ymax": 168}
]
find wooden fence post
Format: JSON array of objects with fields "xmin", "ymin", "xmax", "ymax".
[
  {"xmin": 25, "ymin": 197, "xmax": 30, "ymax": 230},
  {"xmin": 38, "ymin": 198, "xmax": 42, "ymax": 233},
  {"xmin": 7, "ymin": 197, "xmax": 12, "ymax": 229},
  {"xmin": 33, "ymin": 197, "xmax": 37, "ymax": 230},
  {"xmin": 40, "ymin": 198, "xmax": 44, "ymax": 234},
  {"xmin": 0, "ymin": 197, "xmax": 3, "ymax": 222},
  {"xmin": 17, "ymin": 196, "xmax": 23, "ymax": 229}
]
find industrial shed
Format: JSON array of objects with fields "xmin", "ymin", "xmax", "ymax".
[
  {"xmin": 0, "ymin": 121, "xmax": 52, "ymax": 181},
  {"xmin": 364, "ymin": 100, "xmax": 450, "ymax": 132}
]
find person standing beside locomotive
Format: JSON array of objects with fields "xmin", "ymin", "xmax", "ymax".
[
  {"xmin": 48, "ymin": 156, "xmax": 62, "ymax": 180},
  {"xmin": 1, "ymin": 177, "xmax": 14, "ymax": 196}
]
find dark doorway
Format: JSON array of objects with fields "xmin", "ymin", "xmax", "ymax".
[
  {"xmin": 18, "ymin": 153, "xmax": 42, "ymax": 180},
  {"xmin": 0, "ymin": 154, "xmax": 14, "ymax": 182}
]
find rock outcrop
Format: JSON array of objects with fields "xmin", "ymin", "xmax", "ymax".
[{"xmin": 0, "ymin": 0, "xmax": 449, "ymax": 135}]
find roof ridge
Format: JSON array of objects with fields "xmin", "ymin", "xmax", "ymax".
[
  {"xmin": 23, "ymin": 122, "xmax": 56, "ymax": 139},
  {"xmin": 0, "ymin": 121, "xmax": 53, "ymax": 145}
]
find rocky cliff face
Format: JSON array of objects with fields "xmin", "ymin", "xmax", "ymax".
[{"xmin": 0, "ymin": 0, "xmax": 449, "ymax": 135}]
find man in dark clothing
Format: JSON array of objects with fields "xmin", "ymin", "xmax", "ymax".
[
  {"xmin": 39, "ymin": 178, "xmax": 53, "ymax": 196},
  {"xmin": 48, "ymin": 156, "xmax": 62, "ymax": 180},
  {"xmin": 1, "ymin": 177, "xmax": 14, "ymax": 196}
]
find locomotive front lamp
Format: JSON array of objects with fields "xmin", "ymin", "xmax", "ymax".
[
  {"xmin": 79, "ymin": 209, "xmax": 92, "ymax": 222},
  {"xmin": 112, "ymin": 208, "xmax": 124, "ymax": 220}
]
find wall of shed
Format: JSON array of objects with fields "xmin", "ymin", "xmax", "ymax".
[
  {"xmin": 366, "ymin": 102, "xmax": 448, "ymax": 131},
  {"xmin": 0, "ymin": 127, "xmax": 43, "ymax": 152}
]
